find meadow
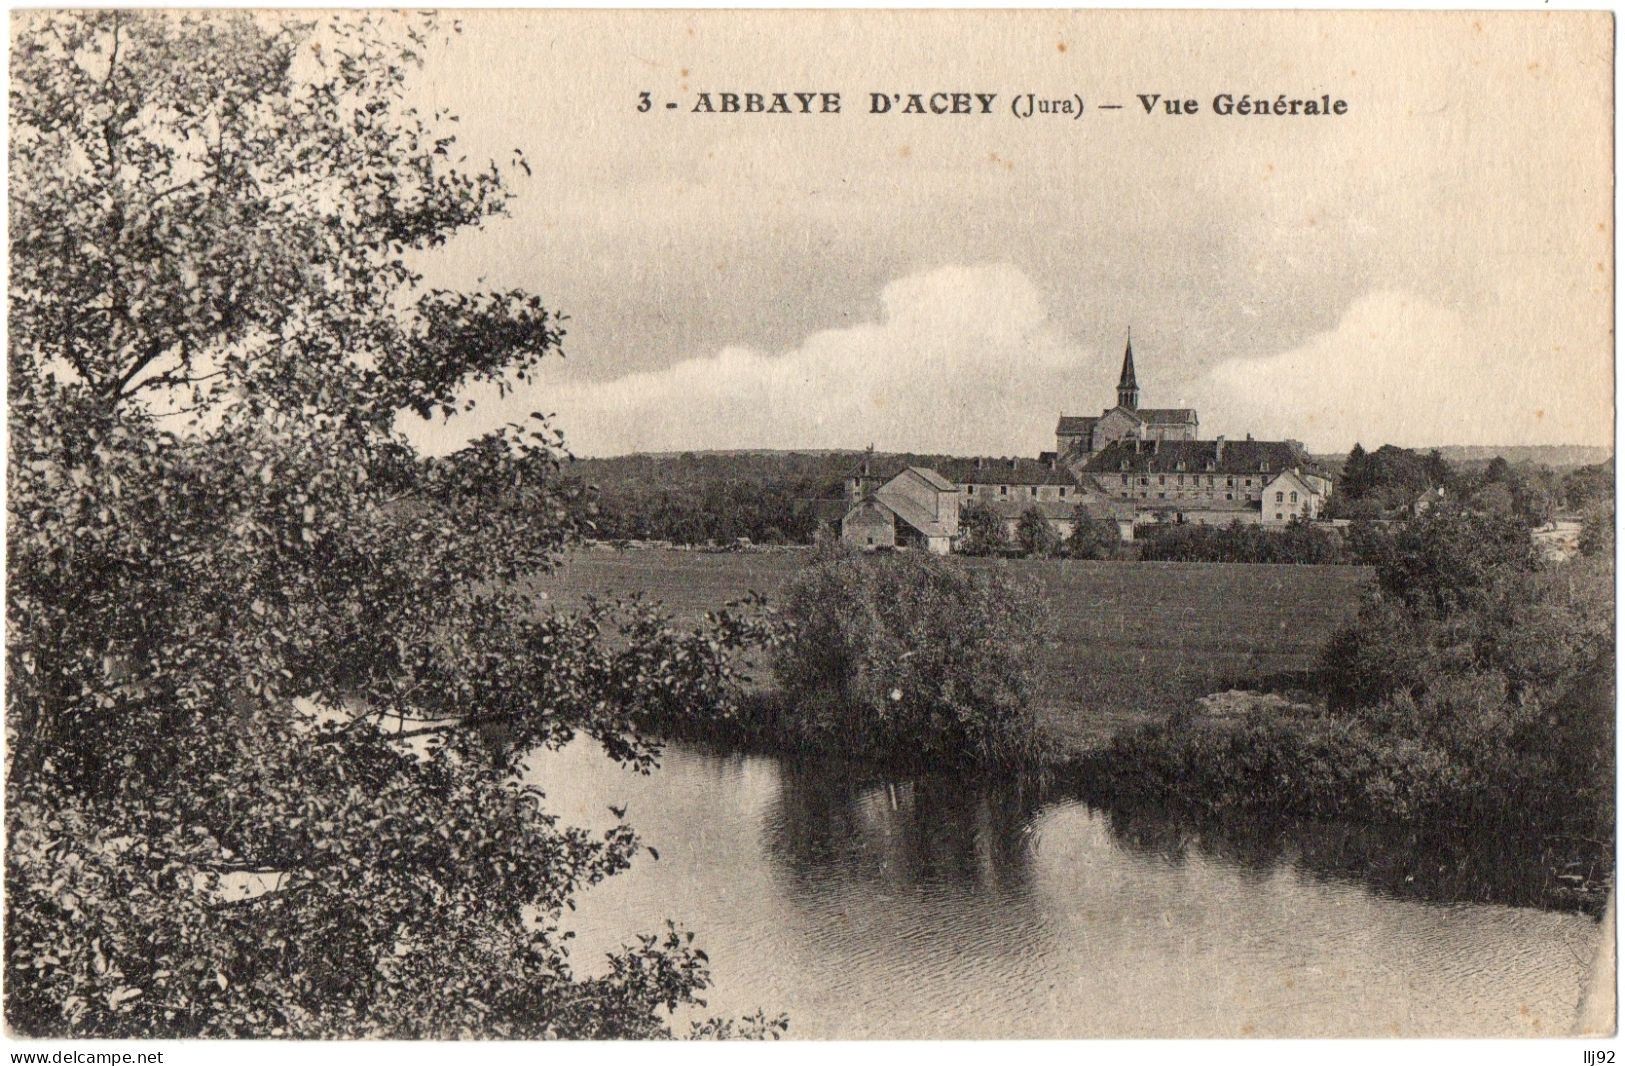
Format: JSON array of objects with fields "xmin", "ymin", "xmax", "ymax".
[{"xmin": 537, "ymin": 548, "xmax": 1372, "ymax": 753}]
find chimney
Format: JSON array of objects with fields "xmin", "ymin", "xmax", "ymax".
[
  {"xmin": 1215, "ymin": 436, "xmax": 1225, "ymax": 461},
  {"xmin": 1010, "ymin": 457, "xmax": 1019, "ymax": 470},
  {"xmin": 976, "ymin": 456, "xmax": 986, "ymax": 469}
]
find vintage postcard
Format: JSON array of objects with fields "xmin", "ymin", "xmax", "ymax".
[{"xmin": 4, "ymin": 8, "xmax": 1614, "ymax": 1049}]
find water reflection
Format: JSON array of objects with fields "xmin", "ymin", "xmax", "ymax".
[
  {"xmin": 529, "ymin": 739, "xmax": 1604, "ymax": 1038},
  {"xmin": 764, "ymin": 759, "xmax": 1044, "ymax": 899},
  {"xmin": 1094, "ymin": 799, "xmax": 1598, "ymax": 914}
]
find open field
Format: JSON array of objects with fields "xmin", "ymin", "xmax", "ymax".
[{"xmin": 535, "ymin": 549, "xmax": 1372, "ymax": 753}]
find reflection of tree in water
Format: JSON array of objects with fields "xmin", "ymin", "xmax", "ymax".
[
  {"xmin": 1095, "ymin": 799, "xmax": 1600, "ymax": 915},
  {"xmin": 762, "ymin": 757, "xmax": 1051, "ymax": 900}
]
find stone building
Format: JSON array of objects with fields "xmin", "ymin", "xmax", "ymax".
[
  {"xmin": 838, "ymin": 454, "xmax": 1082, "ymax": 551},
  {"xmin": 1055, "ymin": 332, "xmax": 1199, "ymax": 460},
  {"xmin": 1079, "ymin": 437, "xmax": 1330, "ymax": 525},
  {"xmin": 839, "ymin": 465, "xmax": 961, "ymax": 553},
  {"xmin": 1055, "ymin": 332, "xmax": 1332, "ymax": 526},
  {"xmin": 833, "ymin": 331, "xmax": 1333, "ymax": 548}
]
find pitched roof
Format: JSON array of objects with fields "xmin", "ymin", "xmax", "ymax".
[
  {"xmin": 1264, "ymin": 467, "xmax": 1320, "ymax": 493},
  {"xmin": 901, "ymin": 466, "xmax": 956, "ymax": 492},
  {"xmin": 1136, "ymin": 408, "xmax": 1198, "ymax": 425},
  {"xmin": 1081, "ymin": 438, "xmax": 1321, "ymax": 478},
  {"xmin": 1056, "ymin": 415, "xmax": 1099, "ymax": 436},
  {"xmin": 938, "ymin": 457, "xmax": 1077, "ymax": 486},
  {"xmin": 868, "ymin": 489, "xmax": 954, "ymax": 539}
]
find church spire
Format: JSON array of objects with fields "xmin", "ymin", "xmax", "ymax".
[{"xmin": 1116, "ymin": 328, "xmax": 1139, "ymax": 410}]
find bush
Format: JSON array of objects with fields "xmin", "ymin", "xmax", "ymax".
[
  {"xmin": 1104, "ymin": 503, "xmax": 1614, "ymax": 904},
  {"xmin": 957, "ymin": 501, "xmax": 1009, "ymax": 557},
  {"xmin": 1580, "ymin": 498, "xmax": 1614, "ymax": 559},
  {"xmin": 1064, "ymin": 508, "xmax": 1119, "ymax": 560},
  {"xmin": 1015, "ymin": 507, "xmax": 1063, "ymax": 558},
  {"xmin": 1136, "ymin": 518, "xmax": 1347, "ymax": 564},
  {"xmin": 769, "ymin": 551, "xmax": 1051, "ymax": 768}
]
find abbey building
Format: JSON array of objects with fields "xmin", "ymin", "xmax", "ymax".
[
  {"xmin": 1060, "ymin": 333, "xmax": 1331, "ymax": 526},
  {"xmin": 1054, "ymin": 332, "xmax": 1199, "ymax": 459},
  {"xmin": 834, "ymin": 332, "xmax": 1333, "ymax": 553}
]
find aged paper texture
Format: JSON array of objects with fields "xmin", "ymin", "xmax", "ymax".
[{"xmin": 5, "ymin": 8, "xmax": 1614, "ymax": 1046}]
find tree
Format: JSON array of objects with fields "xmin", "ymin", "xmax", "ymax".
[
  {"xmin": 770, "ymin": 552, "xmax": 1051, "ymax": 768},
  {"xmin": 1015, "ymin": 507, "xmax": 1062, "ymax": 558},
  {"xmin": 1063, "ymin": 505, "xmax": 1116, "ymax": 560},
  {"xmin": 1340, "ymin": 442, "xmax": 1371, "ymax": 499},
  {"xmin": 8, "ymin": 12, "xmax": 781, "ymax": 1038},
  {"xmin": 1563, "ymin": 459, "xmax": 1614, "ymax": 512},
  {"xmin": 957, "ymin": 501, "xmax": 1008, "ymax": 556},
  {"xmin": 1579, "ymin": 499, "xmax": 1615, "ymax": 559}
]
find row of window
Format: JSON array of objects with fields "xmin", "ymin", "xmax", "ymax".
[
  {"xmin": 1121, "ymin": 474, "xmax": 1260, "ymax": 488},
  {"xmin": 1120, "ymin": 491, "xmax": 1252, "ymax": 501},
  {"xmin": 964, "ymin": 484, "xmax": 1069, "ymax": 498},
  {"xmin": 1118, "ymin": 459, "xmax": 1272, "ymax": 473}
]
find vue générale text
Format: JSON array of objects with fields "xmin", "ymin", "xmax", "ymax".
[{"xmin": 657, "ymin": 91, "xmax": 1352, "ymax": 118}]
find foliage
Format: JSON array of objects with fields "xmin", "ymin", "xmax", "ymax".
[
  {"xmin": 570, "ymin": 456, "xmax": 828, "ymax": 545},
  {"xmin": 956, "ymin": 501, "xmax": 1010, "ymax": 557},
  {"xmin": 1135, "ymin": 518, "xmax": 1347, "ymax": 565},
  {"xmin": 1563, "ymin": 459, "xmax": 1614, "ymax": 512},
  {"xmin": 1063, "ymin": 506, "xmax": 1118, "ymax": 560},
  {"xmin": 1335, "ymin": 443, "xmax": 1436, "ymax": 511},
  {"xmin": 7, "ymin": 11, "xmax": 781, "ymax": 1038},
  {"xmin": 1015, "ymin": 507, "xmax": 1063, "ymax": 558},
  {"xmin": 1579, "ymin": 499, "xmax": 1615, "ymax": 559},
  {"xmin": 1358, "ymin": 504, "xmax": 1538, "ymax": 618},
  {"xmin": 1106, "ymin": 503, "xmax": 1614, "ymax": 901},
  {"xmin": 768, "ymin": 552, "xmax": 1052, "ymax": 768}
]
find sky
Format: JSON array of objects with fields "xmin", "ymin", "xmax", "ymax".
[{"xmin": 393, "ymin": 10, "xmax": 1613, "ymax": 458}]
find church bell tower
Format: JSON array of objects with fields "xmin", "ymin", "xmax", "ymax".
[{"xmin": 1116, "ymin": 329, "xmax": 1139, "ymax": 410}]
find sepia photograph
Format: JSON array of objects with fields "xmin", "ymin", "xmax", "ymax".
[{"xmin": 3, "ymin": 7, "xmax": 1616, "ymax": 1046}]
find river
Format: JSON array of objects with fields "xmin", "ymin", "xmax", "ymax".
[{"xmin": 528, "ymin": 739, "xmax": 1605, "ymax": 1039}]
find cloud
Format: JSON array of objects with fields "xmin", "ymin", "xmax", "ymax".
[
  {"xmin": 408, "ymin": 263, "xmax": 1101, "ymax": 457},
  {"xmin": 1195, "ymin": 290, "xmax": 1610, "ymax": 452},
  {"xmin": 401, "ymin": 275, "xmax": 1612, "ymax": 460}
]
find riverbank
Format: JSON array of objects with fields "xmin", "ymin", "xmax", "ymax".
[
  {"xmin": 534, "ymin": 548, "xmax": 1369, "ymax": 755},
  {"xmin": 532, "ymin": 545, "xmax": 1613, "ymax": 915}
]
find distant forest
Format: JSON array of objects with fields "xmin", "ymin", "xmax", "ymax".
[
  {"xmin": 560, "ymin": 446, "xmax": 1614, "ymax": 547},
  {"xmin": 562, "ymin": 450, "xmax": 957, "ymax": 545}
]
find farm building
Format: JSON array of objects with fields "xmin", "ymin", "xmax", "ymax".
[
  {"xmin": 839, "ymin": 465, "xmax": 961, "ymax": 553},
  {"xmin": 836, "ymin": 454, "xmax": 1132, "ymax": 550}
]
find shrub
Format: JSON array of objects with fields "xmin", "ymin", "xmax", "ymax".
[
  {"xmin": 770, "ymin": 552, "xmax": 1051, "ymax": 768},
  {"xmin": 1136, "ymin": 518, "xmax": 1347, "ymax": 564},
  {"xmin": 957, "ymin": 501, "xmax": 1009, "ymax": 557},
  {"xmin": 1106, "ymin": 502, "xmax": 1614, "ymax": 903},
  {"xmin": 1580, "ymin": 498, "xmax": 1614, "ymax": 559},
  {"xmin": 1064, "ymin": 507, "xmax": 1118, "ymax": 560},
  {"xmin": 1015, "ymin": 507, "xmax": 1063, "ymax": 558}
]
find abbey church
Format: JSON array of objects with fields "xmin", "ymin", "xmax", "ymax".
[{"xmin": 1054, "ymin": 331, "xmax": 1199, "ymax": 458}]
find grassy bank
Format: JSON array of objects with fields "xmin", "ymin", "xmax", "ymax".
[{"xmin": 531, "ymin": 548, "xmax": 1370, "ymax": 754}]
